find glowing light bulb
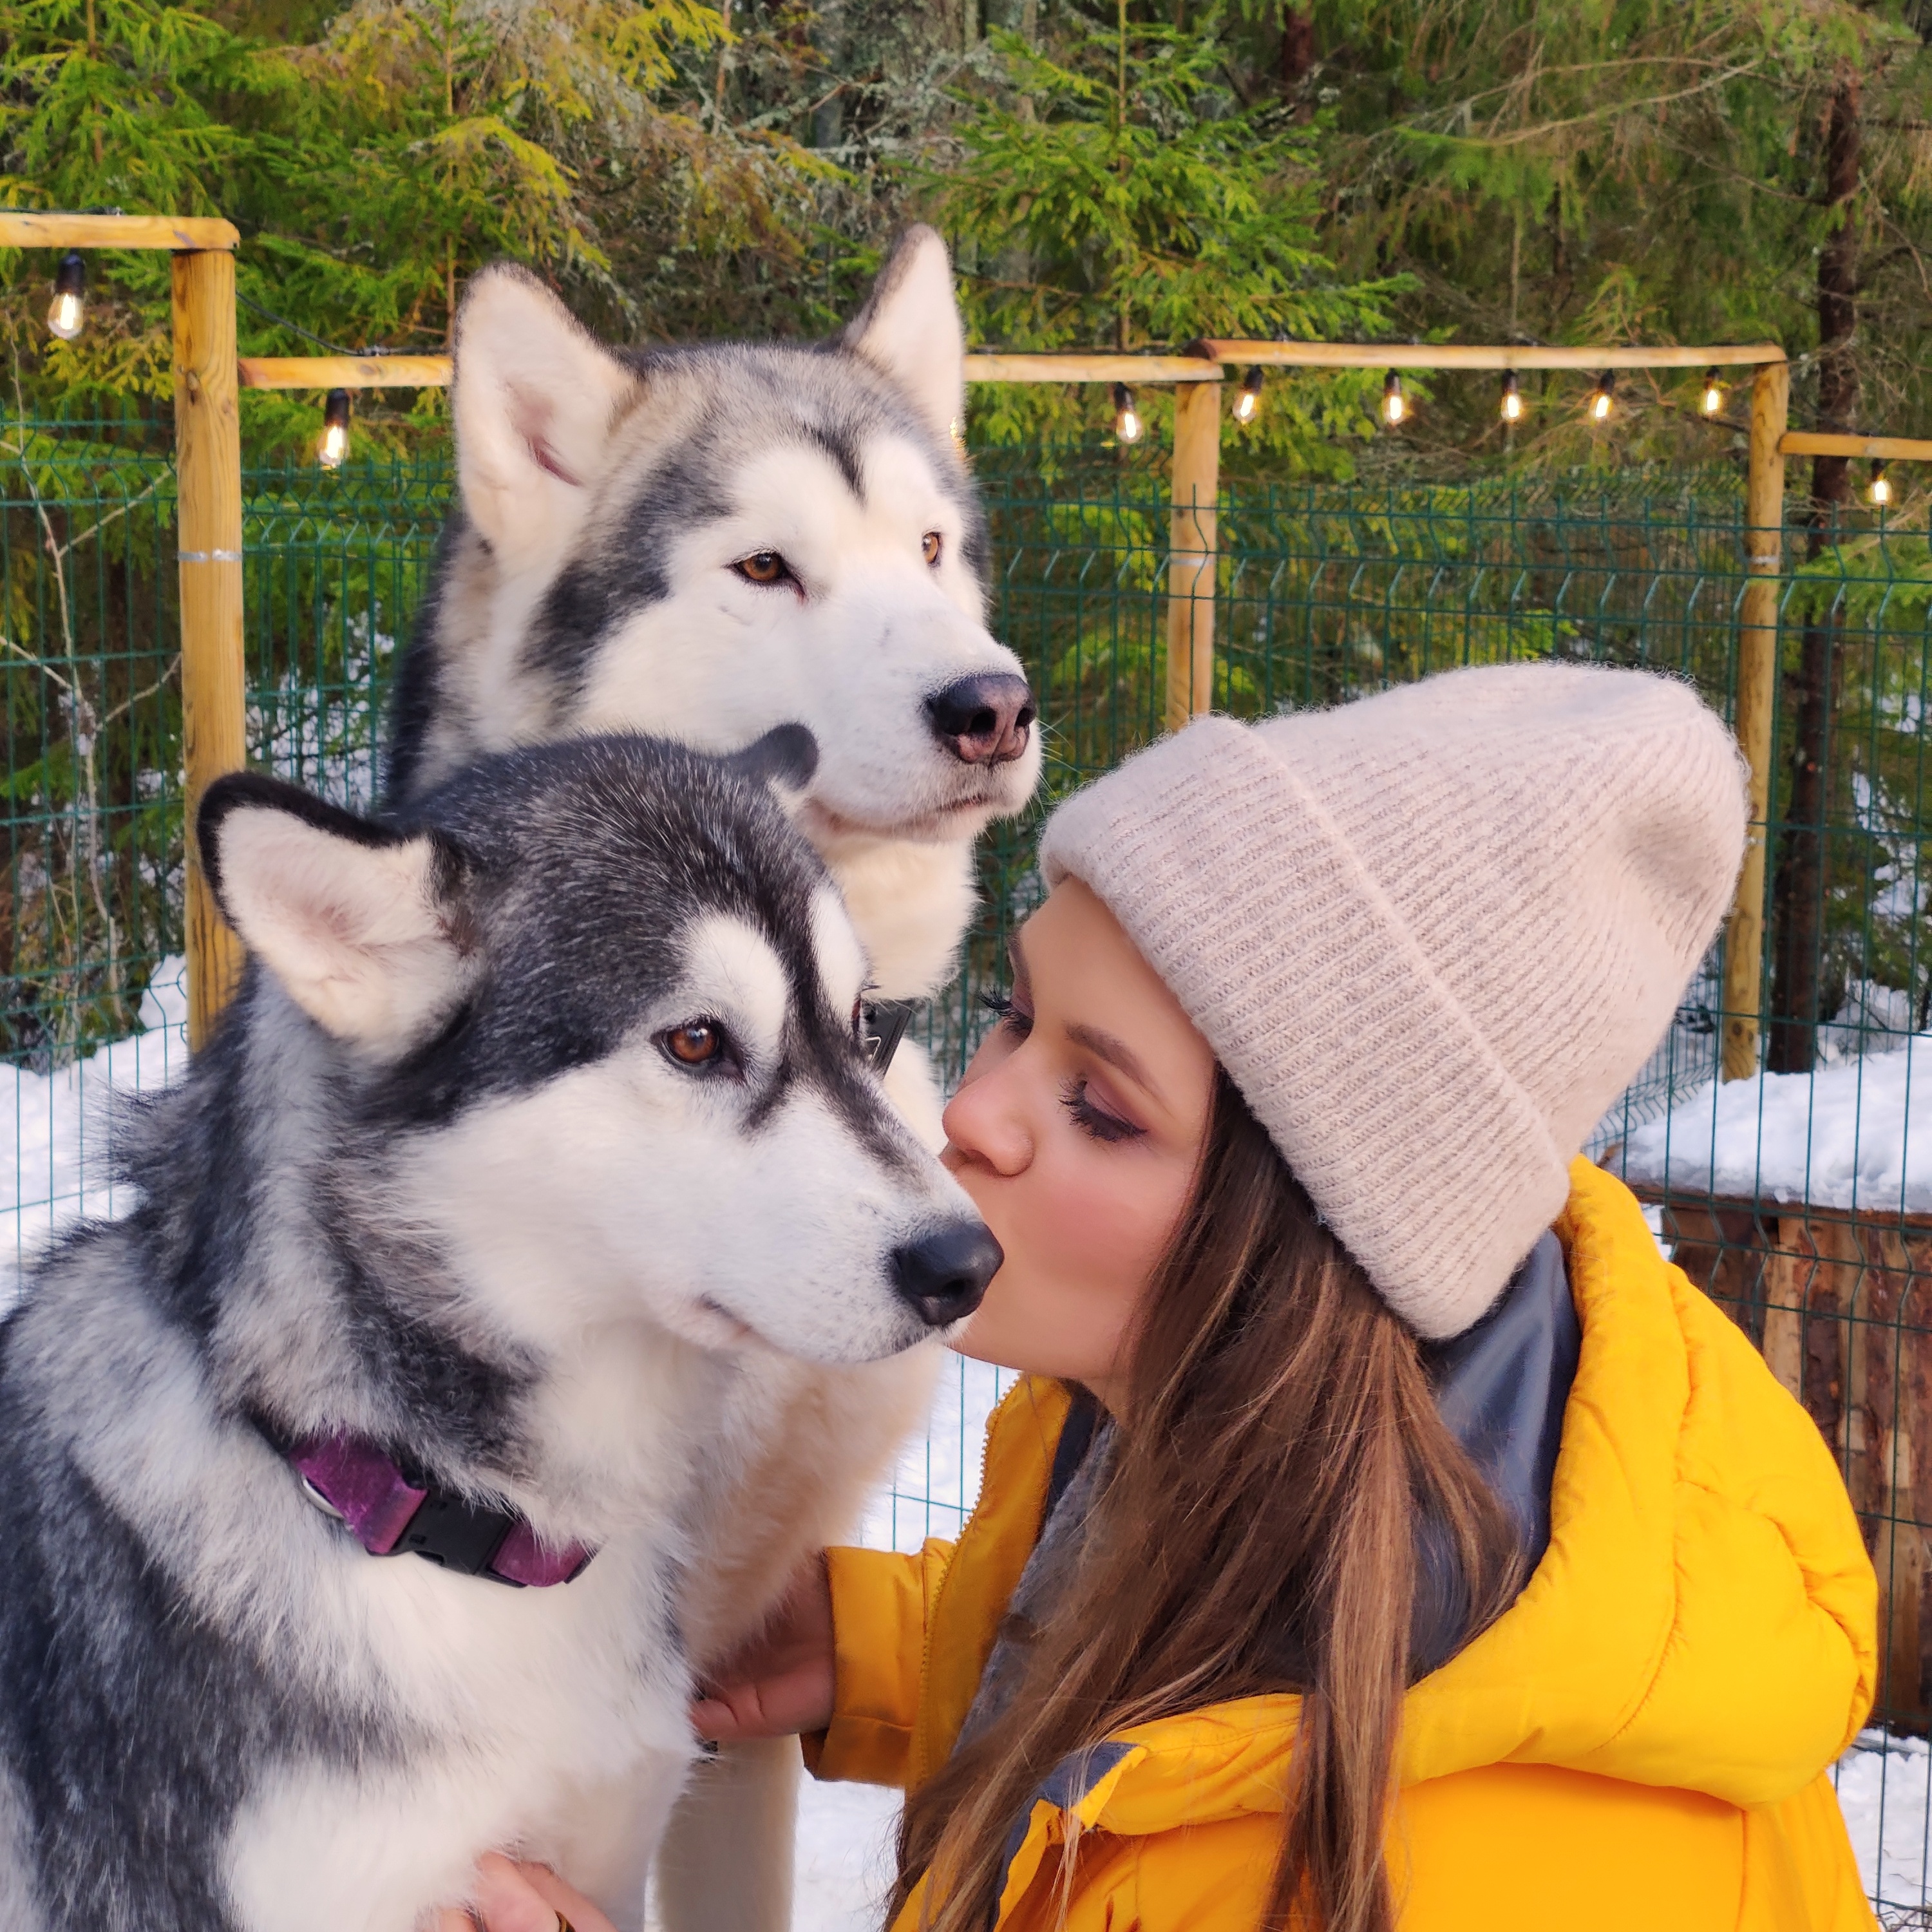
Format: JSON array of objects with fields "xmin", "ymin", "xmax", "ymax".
[
  {"xmin": 1870, "ymin": 463, "xmax": 1891, "ymax": 508},
  {"xmin": 46, "ymin": 252, "xmax": 86, "ymax": 343},
  {"xmin": 1701, "ymin": 368, "xmax": 1724, "ymax": 417},
  {"xmin": 1233, "ymin": 365, "xmax": 1264, "ymax": 425},
  {"xmin": 1381, "ymin": 371, "xmax": 1406, "ymax": 426},
  {"xmin": 318, "ymin": 388, "xmax": 352, "ymax": 470},
  {"xmin": 1587, "ymin": 373, "xmax": 1613, "ymax": 422},
  {"xmin": 1499, "ymin": 372, "xmax": 1523, "ymax": 423},
  {"xmin": 1112, "ymin": 383, "xmax": 1141, "ymax": 444}
]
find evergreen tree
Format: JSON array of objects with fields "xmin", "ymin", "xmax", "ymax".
[{"xmin": 923, "ymin": 1, "xmax": 1401, "ymax": 464}]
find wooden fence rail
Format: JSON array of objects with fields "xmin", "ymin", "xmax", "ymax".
[{"xmin": 14, "ymin": 212, "xmax": 1932, "ymax": 1077}]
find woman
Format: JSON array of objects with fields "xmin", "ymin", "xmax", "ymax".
[{"xmin": 455, "ymin": 663, "xmax": 1878, "ymax": 1932}]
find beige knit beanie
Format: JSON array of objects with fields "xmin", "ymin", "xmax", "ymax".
[{"xmin": 1039, "ymin": 662, "xmax": 1747, "ymax": 1340}]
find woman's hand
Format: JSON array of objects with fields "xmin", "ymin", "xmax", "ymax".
[
  {"xmin": 430, "ymin": 1852, "xmax": 616, "ymax": 1932},
  {"xmin": 690, "ymin": 1551, "xmax": 835, "ymax": 1742}
]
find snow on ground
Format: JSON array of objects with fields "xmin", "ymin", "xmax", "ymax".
[
  {"xmin": 0, "ymin": 956, "xmax": 189, "ymax": 1285},
  {"xmin": 8, "ymin": 985, "xmax": 1929, "ymax": 1926},
  {"xmin": 1839, "ymin": 1732, "xmax": 1931, "ymax": 1918},
  {"xmin": 1617, "ymin": 1033, "xmax": 1932, "ymax": 1213},
  {"xmin": 795, "ymin": 1779, "xmax": 902, "ymax": 1932}
]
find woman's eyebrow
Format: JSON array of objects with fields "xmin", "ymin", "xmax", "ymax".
[
  {"xmin": 1006, "ymin": 933, "xmax": 1030, "ymax": 990},
  {"xmin": 1066, "ymin": 1023, "xmax": 1162, "ymax": 1105}
]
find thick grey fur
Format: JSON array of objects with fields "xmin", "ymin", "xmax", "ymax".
[
  {"xmin": 385, "ymin": 327, "xmax": 988, "ymax": 807},
  {"xmin": 0, "ymin": 732, "xmax": 914, "ymax": 1930}
]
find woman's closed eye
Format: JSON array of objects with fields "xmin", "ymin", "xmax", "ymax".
[
  {"xmin": 981, "ymin": 990, "xmax": 1032, "ymax": 1039},
  {"xmin": 1061, "ymin": 1075, "xmax": 1145, "ymax": 1144}
]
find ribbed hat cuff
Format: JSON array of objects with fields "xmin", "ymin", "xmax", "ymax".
[{"xmin": 1042, "ymin": 720, "xmax": 1568, "ymax": 1338}]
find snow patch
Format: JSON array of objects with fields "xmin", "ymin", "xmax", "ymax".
[
  {"xmin": 1839, "ymin": 1730, "xmax": 1931, "ymax": 1917},
  {"xmin": 1618, "ymin": 1037, "xmax": 1932, "ymax": 1213},
  {"xmin": 0, "ymin": 955, "xmax": 188, "ymax": 1288}
]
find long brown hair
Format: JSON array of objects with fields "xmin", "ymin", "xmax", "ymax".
[{"xmin": 893, "ymin": 1072, "xmax": 1523, "ymax": 1932}]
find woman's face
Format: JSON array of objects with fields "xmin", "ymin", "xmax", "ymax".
[{"xmin": 943, "ymin": 878, "xmax": 1217, "ymax": 1412}]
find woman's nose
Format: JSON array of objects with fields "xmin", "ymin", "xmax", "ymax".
[{"xmin": 941, "ymin": 1065, "xmax": 1034, "ymax": 1177}]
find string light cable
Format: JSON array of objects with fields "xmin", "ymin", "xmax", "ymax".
[{"xmin": 236, "ymin": 290, "xmax": 392, "ymax": 361}]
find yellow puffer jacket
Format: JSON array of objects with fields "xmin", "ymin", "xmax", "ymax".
[{"xmin": 810, "ymin": 1160, "xmax": 1881, "ymax": 1931}]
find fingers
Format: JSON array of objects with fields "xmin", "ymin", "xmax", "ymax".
[
  {"xmin": 690, "ymin": 1693, "xmax": 741, "ymax": 1743},
  {"xmin": 687, "ymin": 1551, "xmax": 838, "ymax": 1745},
  {"xmin": 691, "ymin": 1660, "xmax": 835, "ymax": 1741},
  {"xmin": 470, "ymin": 1853, "xmax": 573, "ymax": 1932},
  {"xmin": 453, "ymin": 1853, "xmax": 619, "ymax": 1932},
  {"xmin": 515, "ymin": 1862, "xmax": 618, "ymax": 1932}
]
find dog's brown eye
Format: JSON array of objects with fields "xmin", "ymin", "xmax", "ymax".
[
  {"xmin": 663, "ymin": 1021, "xmax": 723, "ymax": 1066},
  {"xmin": 734, "ymin": 551, "xmax": 789, "ymax": 585},
  {"xmin": 922, "ymin": 531, "xmax": 942, "ymax": 567}
]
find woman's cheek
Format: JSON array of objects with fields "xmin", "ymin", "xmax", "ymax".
[{"xmin": 1031, "ymin": 1144, "xmax": 1191, "ymax": 1301}]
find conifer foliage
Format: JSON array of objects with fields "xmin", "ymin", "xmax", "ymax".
[{"xmin": 1, "ymin": 0, "xmax": 1930, "ymax": 460}]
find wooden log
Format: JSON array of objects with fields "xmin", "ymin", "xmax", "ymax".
[
  {"xmin": 1193, "ymin": 340, "xmax": 1787, "ymax": 372},
  {"xmin": 1656, "ymin": 1198, "xmax": 1768, "ymax": 1318},
  {"xmin": 238, "ymin": 355, "xmax": 453, "ymax": 391},
  {"xmin": 1762, "ymin": 1240, "xmax": 1805, "ymax": 1401},
  {"xmin": 1640, "ymin": 1186, "xmax": 1932, "ymax": 1720},
  {"xmin": 1833, "ymin": 1215, "xmax": 1931, "ymax": 1721},
  {"xmin": 1855, "ymin": 1220, "xmax": 1931, "ymax": 1721},
  {"xmin": 173, "ymin": 250, "xmax": 247, "ymax": 1050},
  {"xmin": 1163, "ymin": 381, "xmax": 1220, "ymax": 734},
  {"xmin": 1721, "ymin": 362, "xmax": 1788, "ymax": 1082},
  {"xmin": 1779, "ymin": 431, "xmax": 1932, "ymax": 463},
  {"xmin": 0, "ymin": 212, "xmax": 238, "ymax": 252},
  {"xmin": 963, "ymin": 353, "xmax": 1222, "ymax": 385},
  {"xmin": 239, "ymin": 351, "xmax": 1228, "ymax": 392}
]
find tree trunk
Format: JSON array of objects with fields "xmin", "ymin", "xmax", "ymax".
[
  {"xmin": 1280, "ymin": 7, "xmax": 1313, "ymax": 91},
  {"xmin": 1767, "ymin": 68, "xmax": 1862, "ymax": 1076}
]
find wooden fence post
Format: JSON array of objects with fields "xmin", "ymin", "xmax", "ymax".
[
  {"xmin": 1164, "ymin": 380, "xmax": 1222, "ymax": 734},
  {"xmin": 173, "ymin": 248, "xmax": 246, "ymax": 1050},
  {"xmin": 1721, "ymin": 359, "xmax": 1788, "ymax": 1083}
]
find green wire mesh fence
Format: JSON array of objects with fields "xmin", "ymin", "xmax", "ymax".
[{"xmin": 3, "ymin": 421, "xmax": 1932, "ymax": 1915}]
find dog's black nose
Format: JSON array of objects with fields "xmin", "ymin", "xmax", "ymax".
[
  {"xmin": 925, "ymin": 674, "xmax": 1036, "ymax": 767},
  {"xmin": 891, "ymin": 1220, "xmax": 1003, "ymax": 1327}
]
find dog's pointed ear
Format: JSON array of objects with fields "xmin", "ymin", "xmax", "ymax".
[
  {"xmin": 841, "ymin": 227, "xmax": 965, "ymax": 445},
  {"xmin": 198, "ymin": 775, "xmax": 473, "ymax": 1056},
  {"xmin": 726, "ymin": 723, "xmax": 819, "ymax": 803},
  {"xmin": 451, "ymin": 264, "xmax": 639, "ymax": 576}
]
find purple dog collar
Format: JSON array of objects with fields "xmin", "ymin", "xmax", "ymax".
[{"xmin": 289, "ymin": 1432, "xmax": 593, "ymax": 1589}]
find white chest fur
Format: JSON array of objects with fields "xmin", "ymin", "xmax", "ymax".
[{"xmin": 223, "ymin": 1535, "xmax": 694, "ymax": 1932}]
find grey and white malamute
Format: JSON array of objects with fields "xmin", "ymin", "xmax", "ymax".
[
  {"xmin": 0, "ymin": 732, "xmax": 996, "ymax": 1932},
  {"xmin": 386, "ymin": 231, "xmax": 1041, "ymax": 1928}
]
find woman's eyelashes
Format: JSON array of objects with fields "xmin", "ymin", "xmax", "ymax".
[
  {"xmin": 1060, "ymin": 1075, "xmax": 1146, "ymax": 1144},
  {"xmin": 981, "ymin": 990, "xmax": 1032, "ymax": 1039},
  {"xmin": 981, "ymin": 994, "xmax": 1144, "ymax": 1141}
]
